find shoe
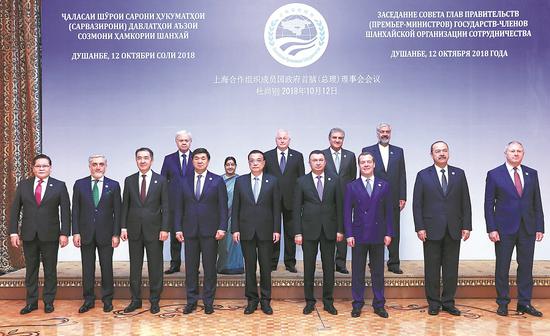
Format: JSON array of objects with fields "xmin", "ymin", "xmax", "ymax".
[
  {"xmin": 442, "ymin": 306, "xmax": 461, "ymax": 316},
  {"xmin": 78, "ymin": 301, "xmax": 95, "ymax": 313},
  {"xmin": 103, "ymin": 302, "xmax": 113, "ymax": 312},
  {"xmin": 388, "ymin": 267, "xmax": 403, "ymax": 274},
  {"xmin": 150, "ymin": 303, "xmax": 160, "ymax": 314},
  {"xmin": 374, "ymin": 307, "xmax": 389, "ymax": 318},
  {"xmin": 324, "ymin": 305, "xmax": 338, "ymax": 315},
  {"xmin": 497, "ymin": 304, "xmax": 508, "ymax": 316},
  {"xmin": 183, "ymin": 303, "xmax": 197, "ymax": 314},
  {"xmin": 351, "ymin": 307, "xmax": 361, "ymax": 318},
  {"xmin": 261, "ymin": 303, "xmax": 273, "ymax": 315},
  {"xmin": 303, "ymin": 303, "xmax": 315, "ymax": 315},
  {"xmin": 164, "ymin": 266, "xmax": 180, "ymax": 274},
  {"xmin": 517, "ymin": 304, "xmax": 543, "ymax": 317},
  {"xmin": 44, "ymin": 303, "xmax": 55, "ymax": 313},
  {"xmin": 204, "ymin": 305, "xmax": 214, "ymax": 314},
  {"xmin": 285, "ymin": 265, "xmax": 298, "ymax": 273},
  {"xmin": 428, "ymin": 306, "xmax": 440, "ymax": 315},
  {"xmin": 244, "ymin": 303, "xmax": 258, "ymax": 315},
  {"xmin": 124, "ymin": 301, "xmax": 142, "ymax": 313},
  {"xmin": 336, "ymin": 267, "xmax": 349, "ymax": 274},
  {"xmin": 20, "ymin": 303, "xmax": 38, "ymax": 315}
]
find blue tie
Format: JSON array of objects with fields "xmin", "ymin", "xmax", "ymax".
[
  {"xmin": 195, "ymin": 174, "xmax": 202, "ymax": 199},
  {"xmin": 181, "ymin": 154, "xmax": 187, "ymax": 176},
  {"xmin": 280, "ymin": 152, "xmax": 286, "ymax": 173},
  {"xmin": 365, "ymin": 178, "xmax": 372, "ymax": 197}
]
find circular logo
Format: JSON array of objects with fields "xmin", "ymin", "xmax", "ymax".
[{"xmin": 264, "ymin": 3, "xmax": 329, "ymax": 68}]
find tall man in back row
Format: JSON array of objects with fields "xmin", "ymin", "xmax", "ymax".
[
  {"xmin": 161, "ymin": 130, "xmax": 194, "ymax": 274},
  {"xmin": 323, "ymin": 127, "xmax": 356, "ymax": 274},
  {"xmin": 485, "ymin": 141, "xmax": 544, "ymax": 317},
  {"xmin": 362, "ymin": 123, "xmax": 406, "ymax": 274},
  {"xmin": 265, "ymin": 129, "xmax": 305, "ymax": 273}
]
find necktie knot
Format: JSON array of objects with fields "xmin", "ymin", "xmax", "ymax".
[{"xmin": 441, "ymin": 169, "xmax": 445, "ymax": 174}]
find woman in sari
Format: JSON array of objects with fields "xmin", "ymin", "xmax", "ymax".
[{"xmin": 217, "ymin": 157, "xmax": 244, "ymax": 274}]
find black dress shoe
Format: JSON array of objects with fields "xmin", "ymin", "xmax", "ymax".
[
  {"xmin": 103, "ymin": 303, "xmax": 113, "ymax": 313},
  {"xmin": 20, "ymin": 303, "xmax": 38, "ymax": 315},
  {"xmin": 150, "ymin": 303, "xmax": 160, "ymax": 314},
  {"xmin": 285, "ymin": 265, "xmax": 298, "ymax": 273},
  {"xmin": 442, "ymin": 306, "xmax": 461, "ymax": 316},
  {"xmin": 164, "ymin": 266, "xmax": 180, "ymax": 274},
  {"xmin": 497, "ymin": 304, "xmax": 508, "ymax": 316},
  {"xmin": 517, "ymin": 304, "xmax": 543, "ymax": 317},
  {"xmin": 204, "ymin": 305, "xmax": 214, "ymax": 314},
  {"xmin": 261, "ymin": 303, "xmax": 273, "ymax": 315},
  {"xmin": 183, "ymin": 303, "xmax": 197, "ymax": 314},
  {"xmin": 44, "ymin": 303, "xmax": 55, "ymax": 313},
  {"xmin": 388, "ymin": 267, "xmax": 403, "ymax": 274},
  {"xmin": 374, "ymin": 307, "xmax": 389, "ymax": 318},
  {"xmin": 244, "ymin": 303, "xmax": 258, "ymax": 315},
  {"xmin": 303, "ymin": 303, "xmax": 315, "ymax": 315},
  {"xmin": 78, "ymin": 302, "xmax": 95, "ymax": 313},
  {"xmin": 124, "ymin": 301, "xmax": 142, "ymax": 313},
  {"xmin": 351, "ymin": 307, "xmax": 361, "ymax": 318},
  {"xmin": 336, "ymin": 267, "xmax": 349, "ymax": 274},
  {"xmin": 323, "ymin": 305, "xmax": 338, "ymax": 315},
  {"xmin": 428, "ymin": 306, "xmax": 440, "ymax": 315}
]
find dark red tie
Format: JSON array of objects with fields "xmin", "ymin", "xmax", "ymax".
[
  {"xmin": 35, "ymin": 179, "xmax": 43, "ymax": 205},
  {"xmin": 140, "ymin": 174, "xmax": 147, "ymax": 202},
  {"xmin": 513, "ymin": 167, "xmax": 523, "ymax": 197}
]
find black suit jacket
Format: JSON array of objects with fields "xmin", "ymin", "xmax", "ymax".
[
  {"xmin": 264, "ymin": 148, "xmax": 305, "ymax": 210},
  {"xmin": 121, "ymin": 171, "xmax": 170, "ymax": 242},
  {"xmin": 10, "ymin": 177, "xmax": 71, "ymax": 241},
  {"xmin": 231, "ymin": 173, "xmax": 281, "ymax": 241},
  {"xmin": 322, "ymin": 147, "xmax": 356, "ymax": 192},
  {"xmin": 72, "ymin": 176, "xmax": 121, "ymax": 245},
  {"xmin": 175, "ymin": 171, "xmax": 228, "ymax": 237},
  {"xmin": 362, "ymin": 144, "xmax": 407, "ymax": 205},
  {"xmin": 413, "ymin": 165, "xmax": 472, "ymax": 241},
  {"xmin": 293, "ymin": 172, "xmax": 344, "ymax": 240}
]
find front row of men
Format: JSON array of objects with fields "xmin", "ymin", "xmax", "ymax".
[{"xmin": 9, "ymin": 140, "xmax": 544, "ymax": 318}]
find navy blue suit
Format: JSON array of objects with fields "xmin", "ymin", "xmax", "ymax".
[
  {"xmin": 485, "ymin": 164, "xmax": 544, "ymax": 306},
  {"xmin": 161, "ymin": 150, "xmax": 193, "ymax": 270},
  {"xmin": 344, "ymin": 177, "xmax": 393, "ymax": 309},
  {"xmin": 413, "ymin": 165, "xmax": 471, "ymax": 309},
  {"xmin": 175, "ymin": 171, "xmax": 228, "ymax": 306},
  {"xmin": 362, "ymin": 144, "xmax": 406, "ymax": 269},
  {"xmin": 72, "ymin": 176, "xmax": 121, "ymax": 304}
]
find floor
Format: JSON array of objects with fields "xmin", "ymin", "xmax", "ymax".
[{"xmin": 1, "ymin": 299, "xmax": 549, "ymax": 335}]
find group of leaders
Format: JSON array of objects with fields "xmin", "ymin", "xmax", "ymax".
[{"xmin": 9, "ymin": 123, "xmax": 544, "ymax": 319}]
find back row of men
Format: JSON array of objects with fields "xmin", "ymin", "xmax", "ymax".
[{"xmin": 9, "ymin": 124, "xmax": 544, "ymax": 319}]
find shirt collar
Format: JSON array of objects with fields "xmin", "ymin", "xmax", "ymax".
[{"xmin": 506, "ymin": 162, "xmax": 521, "ymax": 173}]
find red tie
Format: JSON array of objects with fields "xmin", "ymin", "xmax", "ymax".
[
  {"xmin": 35, "ymin": 179, "xmax": 43, "ymax": 205},
  {"xmin": 513, "ymin": 167, "xmax": 523, "ymax": 197},
  {"xmin": 140, "ymin": 174, "xmax": 147, "ymax": 202}
]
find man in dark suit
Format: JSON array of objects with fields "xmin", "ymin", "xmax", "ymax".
[
  {"xmin": 72, "ymin": 154, "xmax": 121, "ymax": 314},
  {"xmin": 120, "ymin": 147, "xmax": 169, "ymax": 314},
  {"xmin": 362, "ymin": 123, "xmax": 406, "ymax": 274},
  {"xmin": 485, "ymin": 141, "xmax": 545, "ymax": 317},
  {"xmin": 161, "ymin": 130, "xmax": 194, "ymax": 274},
  {"xmin": 322, "ymin": 127, "xmax": 356, "ymax": 274},
  {"xmin": 344, "ymin": 152, "xmax": 393, "ymax": 318},
  {"xmin": 413, "ymin": 141, "xmax": 472, "ymax": 316},
  {"xmin": 294, "ymin": 150, "xmax": 344, "ymax": 315},
  {"xmin": 10, "ymin": 154, "xmax": 71, "ymax": 314},
  {"xmin": 232, "ymin": 150, "xmax": 281, "ymax": 315},
  {"xmin": 174, "ymin": 148, "xmax": 228, "ymax": 315},
  {"xmin": 264, "ymin": 129, "xmax": 304, "ymax": 273}
]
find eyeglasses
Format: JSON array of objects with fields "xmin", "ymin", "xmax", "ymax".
[{"xmin": 34, "ymin": 165, "xmax": 50, "ymax": 168}]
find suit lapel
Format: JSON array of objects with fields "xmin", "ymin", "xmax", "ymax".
[
  {"xmin": 85, "ymin": 177, "xmax": 95, "ymax": 205},
  {"xmin": 173, "ymin": 152, "xmax": 183, "ymax": 176},
  {"xmin": 199, "ymin": 172, "xmax": 213, "ymax": 201},
  {"xmin": 40, "ymin": 179, "xmax": 55, "ymax": 205},
  {"xmin": 324, "ymin": 149, "xmax": 337, "ymax": 174},
  {"xmin": 371, "ymin": 146, "xmax": 386, "ymax": 174},
  {"xmin": 429, "ymin": 167, "xmax": 445, "ymax": 197},
  {"xmin": 306, "ymin": 173, "xmax": 321, "ymax": 202},
  {"xmin": 500, "ymin": 165, "xmax": 520, "ymax": 199},
  {"xmin": 446, "ymin": 167, "xmax": 456, "ymax": 195},
  {"xmin": 521, "ymin": 165, "xmax": 530, "ymax": 198},
  {"xmin": 257, "ymin": 175, "xmax": 273, "ymax": 203}
]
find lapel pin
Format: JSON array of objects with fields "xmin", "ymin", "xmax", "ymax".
[
  {"xmin": 525, "ymin": 172, "xmax": 529, "ymax": 176},
  {"xmin": 265, "ymin": 179, "xmax": 269, "ymax": 183},
  {"xmin": 343, "ymin": 154, "xmax": 347, "ymax": 158},
  {"xmin": 209, "ymin": 177, "xmax": 213, "ymax": 180},
  {"xmin": 49, "ymin": 184, "xmax": 53, "ymax": 187},
  {"xmin": 105, "ymin": 184, "xmax": 109, "ymax": 188},
  {"xmin": 154, "ymin": 180, "xmax": 158, "ymax": 184},
  {"xmin": 378, "ymin": 183, "xmax": 382, "ymax": 187},
  {"xmin": 328, "ymin": 177, "xmax": 331, "ymax": 181},
  {"xmin": 390, "ymin": 152, "xmax": 394, "ymax": 155},
  {"xmin": 289, "ymin": 153, "xmax": 293, "ymax": 157},
  {"xmin": 451, "ymin": 172, "xmax": 455, "ymax": 175}
]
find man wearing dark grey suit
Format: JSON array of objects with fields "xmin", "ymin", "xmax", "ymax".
[
  {"xmin": 120, "ymin": 147, "xmax": 169, "ymax": 314},
  {"xmin": 322, "ymin": 127, "xmax": 356, "ymax": 274},
  {"xmin": 10, "ymin": 154, "xmax": 71, "ymax": 315}
]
